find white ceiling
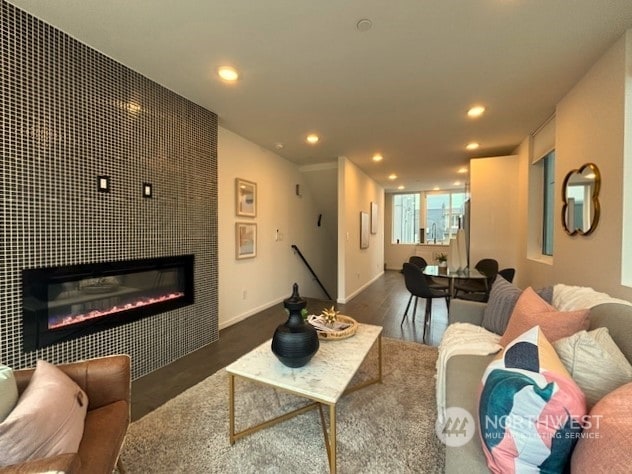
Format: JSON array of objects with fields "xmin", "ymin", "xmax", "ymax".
[{"xmin": 8, "ymin": 0, "xmax": 632, "ymax": 191}]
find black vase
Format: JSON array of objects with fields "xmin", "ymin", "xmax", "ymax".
[{"xmin": 271, "ymin": 283, "xmax": 319, "ymax": 368}]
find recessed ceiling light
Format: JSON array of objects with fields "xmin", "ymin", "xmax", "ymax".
[
  {"xmin": 218, "ymin": 66, "xmax": 239, "ymax": 82},
  {"xmin": 454, "ymin": 181, "xmax": 462, "ymax": 186},
  {"xmin": 467, "ymin": 105, "xmax": 486, "ymax": 118},
  {"xmin": 433, "ymin": 186, "xmax": 440, "ymax": 191},
  {"xmin": 466, "ymin": 142, "xmax": 480, "ymax": 151},
  {"xmin": 274, "ymin": 143, "xmax": 284, "ymax": 150},
  {"xmin": 388, "ymin": 174, "xmax": 397, "ymax": 180},
  {"xmin": 458, "ymin": 167, "xmax": 468, "ymax": 174},
  {"xmin": 306, "ymin": 134, "xmax": 320, "ymax": 145},
  {"xmin": 397, "ymin": 185, "xmax": 405, "ymax": 190},
  {"xmin": 372, "ymin": 153, "xmax": 383, "ymax": 162}
]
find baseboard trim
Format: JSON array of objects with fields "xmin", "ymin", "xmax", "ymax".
[
  {"xmin": 337, "ymin": 271, "xmax": 384, "ymax": 304},
  {"xmin": 219, "ymin": 296, "xmax": 285, "ymax": 330}
]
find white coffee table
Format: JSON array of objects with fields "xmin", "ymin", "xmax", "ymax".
[{"xmin": 226, "ymin": 323, "xmax": 383, "ymax": 473}]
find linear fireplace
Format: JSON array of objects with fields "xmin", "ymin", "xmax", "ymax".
[{"xmin": 22, "ymin": 255, "xmax": 195, "ymax": 351}]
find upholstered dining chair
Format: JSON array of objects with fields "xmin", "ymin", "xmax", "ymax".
[
  {"xmin": 498, "ymin": 267, "xmax": 516, "ymax": 283},
  {"xmin": 401, "ymin": 263, "xmax": 450, "ymax": 341},
  {"xmin": 453, "ymin": 258, "xmax": 499, "ymax": 302},
  {"xmin": 408, "ymin": 256, "xmax": 427, "ymax": 268},
  {"xmin": 403, "ymin": 256, "xmax": 449, "ymax": 311}
]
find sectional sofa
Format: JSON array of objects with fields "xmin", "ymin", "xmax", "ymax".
[{"xmin": 440, "ymin": 286, "xmax": 632, "ymax": 473}]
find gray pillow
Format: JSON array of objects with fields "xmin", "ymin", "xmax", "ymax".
[
  {"xmin": 554, "ymin": 327, "xmax": 632, "ymax": 408},
  {"xmin": 536, "ymin": 286, "xmax": 554, "ymax": 304},
  {"xmin": 481, "ymin": 276, "xmax": 521, "ymax": 335}
]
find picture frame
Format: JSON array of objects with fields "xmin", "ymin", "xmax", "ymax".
[
  {"xmin": 235, "ymin": 222, "xmax": 257, "ymax": 259},
  {"xmin": 360, "ymin": 212, "xmax": 370, "ymax": 249},
  {"xmin": 370, "ymin": 201, "xmax": 378, "ymax": 234},
  {"xmin": 235, "ymin": 178, "xmax": 257, "ymax": 217}
]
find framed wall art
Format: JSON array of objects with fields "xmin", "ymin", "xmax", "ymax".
[
  {"xmin": 235, "ymin": 178, "xmax": 257, "ymax": 217},
  {"xmin": 235, "ymin": 222, "xmax": 257, "ymax": 259},
  {"xmin": 360, "ymin": 212, "xmax": 370, "ymax": 249},
  {"xmin": 370, "ymin": 201, "xmax": 378, "ymax": 234}
]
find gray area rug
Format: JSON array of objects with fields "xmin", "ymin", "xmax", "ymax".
[{"xmin": 120, "ymin": 337, "xmax": 445, "ymax": 473}]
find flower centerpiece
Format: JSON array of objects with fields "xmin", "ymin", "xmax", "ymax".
[{"xmin": 435, "ymin": 252, "xmax": 448, "ymax": 267}]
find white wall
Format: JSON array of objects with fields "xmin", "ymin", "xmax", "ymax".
[
  {"xmin": 469, "ymin": 155, "xmax": 520, "ymax": 271},
  {"xmin": 511, "ymin": 30, "xmax": 632, "ymax": 301},
  {"xmin": 514, "ymin": 136, "xmax": 554, "ymax": 289},
  {"xmin": 551, "ymin": 32, "xmax": 632, "ymax": 300},
  {"xmin": 218, "ymin": 127, "xmax": 335, "ymax": 328},
  {"xmin": 299, "ymin": 162, "xmax": 339, "ymax": 298},
  {"xmin": 337, "ymin": 157, "xmax": 384, "ymax": 303}
]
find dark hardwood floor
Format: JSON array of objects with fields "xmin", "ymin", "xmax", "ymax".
[{"xmin": 131, "ymin": 270, "xmax": 449, "ymax": 421}]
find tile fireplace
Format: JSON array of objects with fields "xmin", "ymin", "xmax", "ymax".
[{"xmin": 22, "ymin": 255, "xmax": 195, "ymax": 351}]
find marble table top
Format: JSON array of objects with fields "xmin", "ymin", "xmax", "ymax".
[{"xmin": 226, "ymin": 323, "xmax": 382, "ymax": 404}]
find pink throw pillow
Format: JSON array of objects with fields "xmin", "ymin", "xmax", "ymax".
[
  {"xmin": 0, "ymin": 360, "xmax": 88, "ymax": 467},
  {"xmin": 499, "ymin": 287, "xmax": 589, "ymax": 347},
  {"xmin": 571, "ymin": 382, "xmax": 632, "ymax": 471}
]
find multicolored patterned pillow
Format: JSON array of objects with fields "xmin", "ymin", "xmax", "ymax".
[{"xmin": 479, "ymin": 326, "xmax": 587, "ymax": 473}]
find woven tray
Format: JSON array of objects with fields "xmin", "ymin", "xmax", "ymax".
[{"xmin": 316, "ymin": 314, "xmax": 358, "ymax": 340}]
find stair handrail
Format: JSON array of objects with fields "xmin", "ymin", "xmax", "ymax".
[{"xmin": 290, "ymin": 244, "xmax": 333, "ymax": 301}]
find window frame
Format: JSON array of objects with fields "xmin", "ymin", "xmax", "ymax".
[
  {"xmin": 391, "ymin": 192, "xmax": 421, "ymax": 244},
  {"xmin": 424, "ymin": 190, "xmax": 467, "ymax": 245}
]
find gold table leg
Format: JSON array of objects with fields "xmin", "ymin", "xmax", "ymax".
[
  {"xmin": 229, "ymin": 334, "xmax": 382, "ymax": 473},
  {"xmin": 229, "ymin": 374, "xmax": 235, "ymax": 445},
  {"xmin": 329, "ymin": 403, "xmax": 337, "ymax": 474}
]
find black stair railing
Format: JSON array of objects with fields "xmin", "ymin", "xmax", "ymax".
[{"xmin": 291, "ymin": 244, "xmax": 333, "ymax": 301}]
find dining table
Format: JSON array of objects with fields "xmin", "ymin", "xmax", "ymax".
[{"xmin": 422, "ymin": 265, "xmax": 489, "ymax": 298}]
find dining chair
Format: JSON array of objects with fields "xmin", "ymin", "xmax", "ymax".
[
  {"xmin": 401, "ymin": 263, "xmax": 450, "ymax": 342},
  {"xmin": 453, "ymin": 258, "xmax": 499, "ymax": 302},
  {"xmin": 498, "ymin": 267, "xmax": 516, "ymax": 283},
  {"xmin": 408, "ymin": 256, "xmax": 428, "ymax": 268},
  {"xmin": 403, "ymin": 257, "xmax": 450, "ymax": 316}
]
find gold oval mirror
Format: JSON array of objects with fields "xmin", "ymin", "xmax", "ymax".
[{"xmin": 561, "ymin": 162, "xmax": 600, "ymax": 236}]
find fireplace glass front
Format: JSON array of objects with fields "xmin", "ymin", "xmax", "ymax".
[{"xmin": 22, "ymin": 255, "xmax": 194, "ymax": 351}]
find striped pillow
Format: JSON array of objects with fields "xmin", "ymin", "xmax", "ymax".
[{"xmin": 482, "ymin": 276, "xmax": 522, "ymax": 335}]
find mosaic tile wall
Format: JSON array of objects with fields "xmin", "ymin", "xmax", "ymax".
[{"xmin": 0, "ymin": 1, "xmax": 218, "ymax": 379}]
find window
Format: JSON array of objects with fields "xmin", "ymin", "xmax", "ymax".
[
  {"xmin": 425, "ymin": 191, "xmax": 466, "ymax": 244},
  {"xmin": 542, "ymin": 151, "xmax": 555, "ymax": 256},
  {"xmin": 392, "ymin": 193, "xmax": 420, "ymax": 244}
]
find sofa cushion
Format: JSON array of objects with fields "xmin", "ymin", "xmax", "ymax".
[
  {"xmin": 0, "ymin": 365, "xmax": 18, "ymax": 423},
  {"xmin": 571, "ymin": 382, "xmax": 632, "ymax": 472},
  {"xmin": 0, "ymin": 360, "xmax": 88, "ymax": 467},
  {"xmin": 499, "ymin": 287, "xmax": 589, "ymax": 347},
  {"xmin": 554, "ymin": 328, "xmax": 632, "ymax": 408},
  {"xmin": 479, "ymin": 326, "xmax": 586, "ymax": 473},
  {"xmin": 445, "ymin": 354, "xmax": 494, "ymax": 474}
]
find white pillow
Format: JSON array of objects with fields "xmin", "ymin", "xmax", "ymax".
[
  {"xmin": 554, "ymin": 327, "xmax": 632, "ymax": 408},
  {"xmin": 0, "ymin": 360, "xmax": 88, "ymax": 466},
  {"xmin": 0, "ymin": 365, "xmax": 18, "ymax": 422}
]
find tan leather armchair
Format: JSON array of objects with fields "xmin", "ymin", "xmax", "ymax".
[{"xmin": 1, "ymin": 355, "xmax": 131, "ymax": 474}]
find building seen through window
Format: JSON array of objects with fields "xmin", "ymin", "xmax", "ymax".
[
  {"xmin": 426, "ymin": 192, "xmax": 466, "ymax": 244},
  {"xmin": 392, "ymin": 194, "xmax": 420, "ymax": 244}
]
